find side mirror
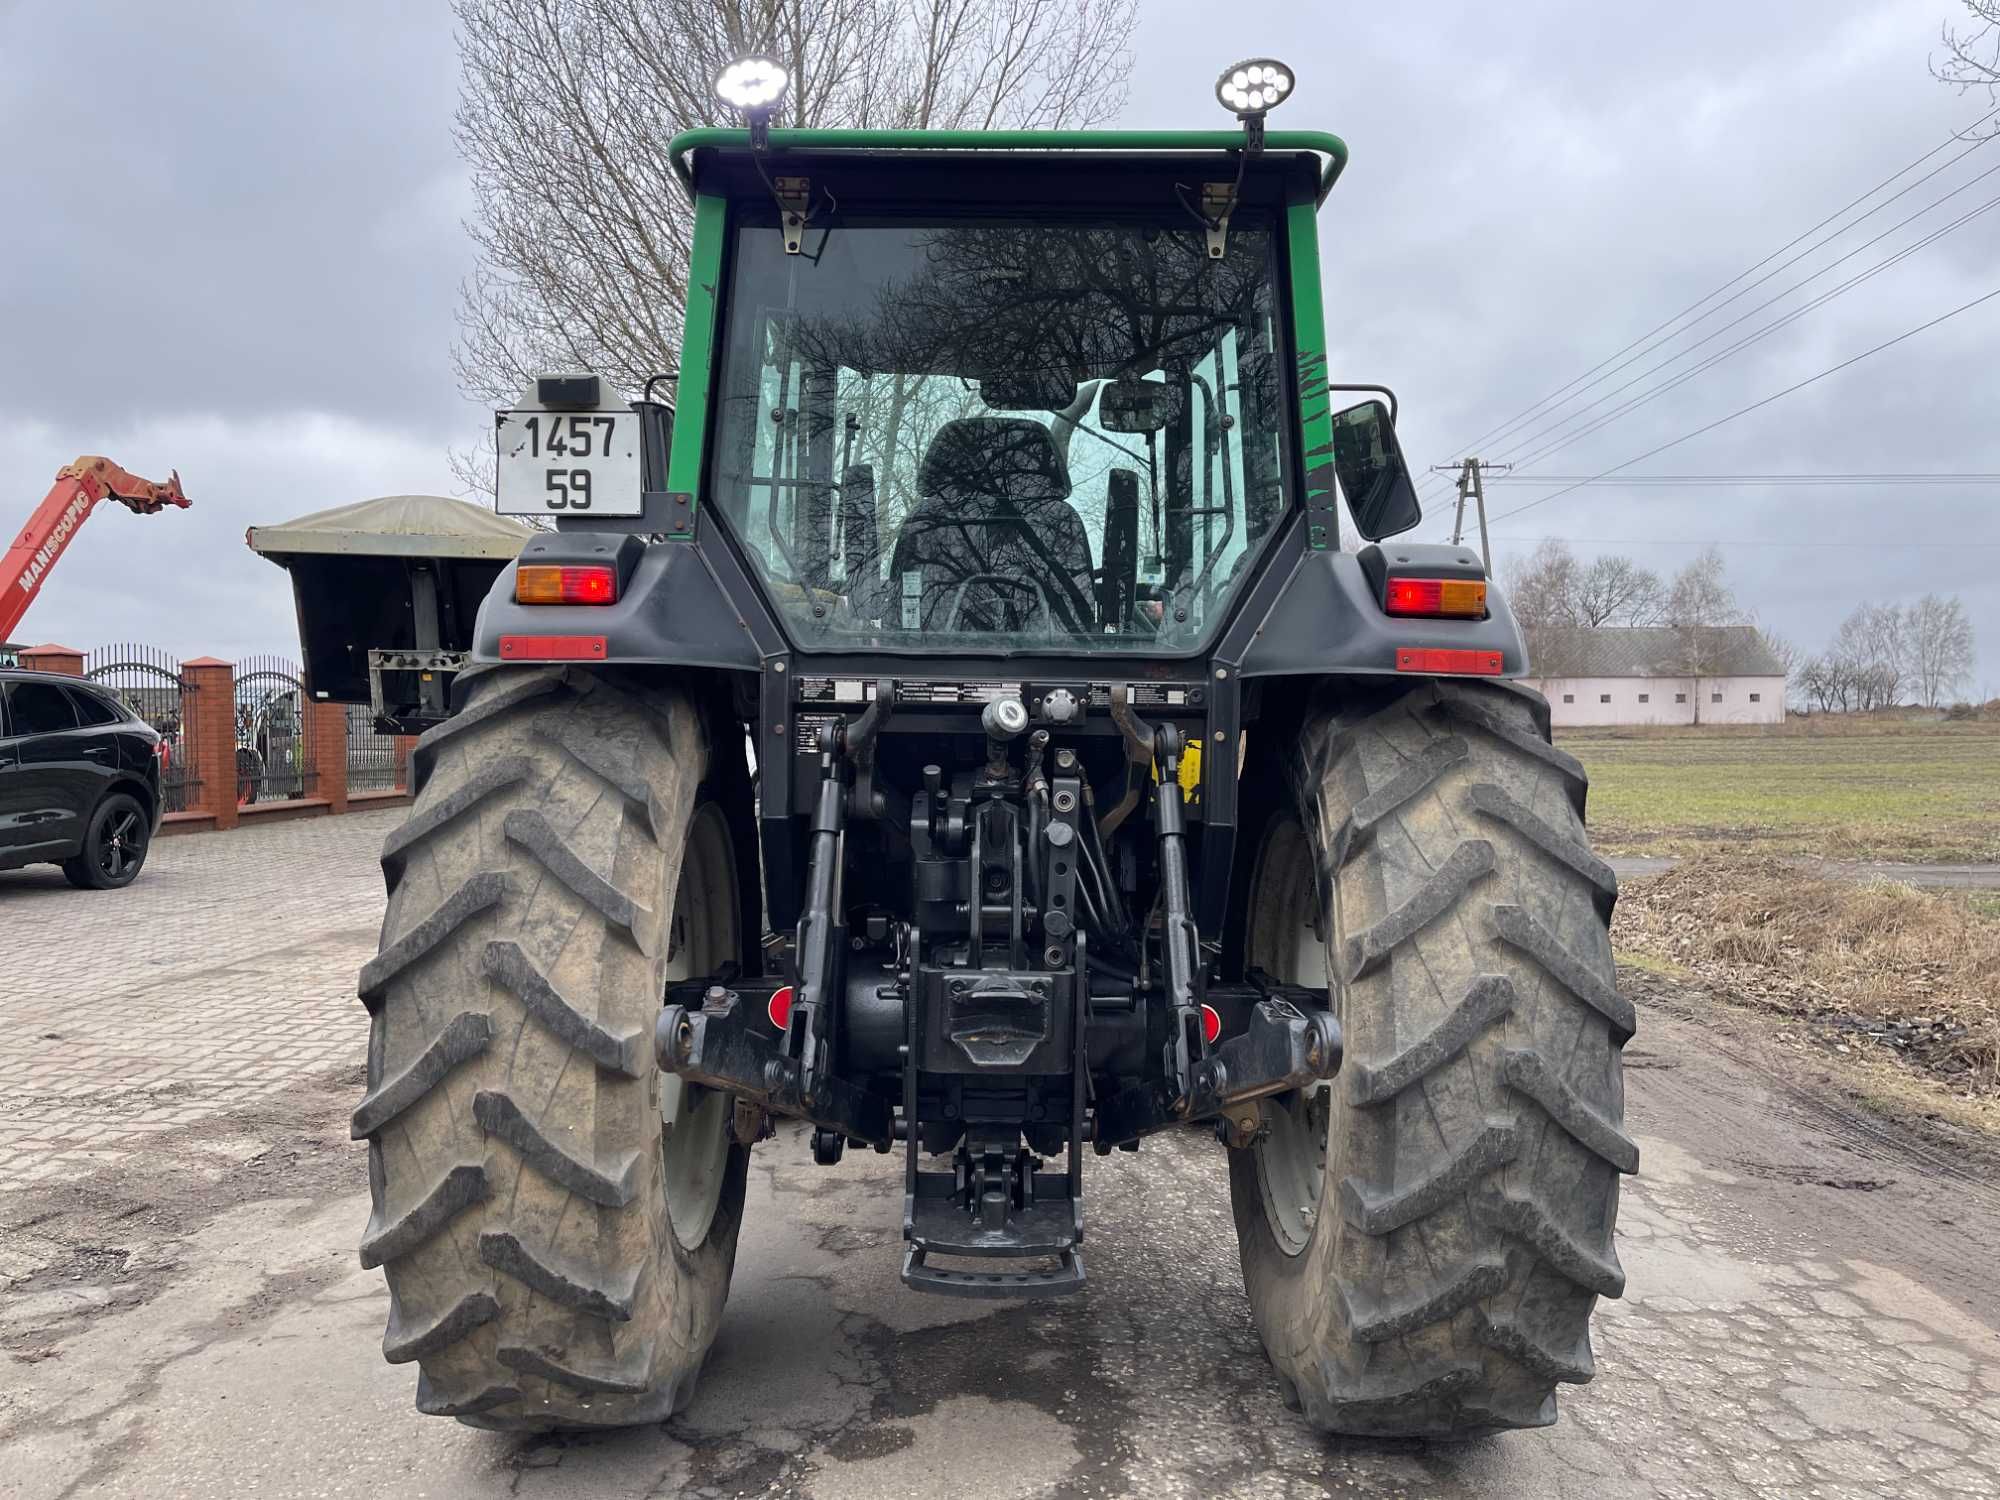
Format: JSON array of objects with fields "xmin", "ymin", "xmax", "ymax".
[
  {"xmin": 1330, "ymin": 398, "xmax": 1422, "ymax": 541},
  {"xmin": 1100, "ymin": 376, "xmax": 1185, "ymax": 433}
]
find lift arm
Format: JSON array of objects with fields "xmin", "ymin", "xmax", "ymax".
[{"xmin": 2, "ymin": 457, "xmax": 189, "ymax": 642}]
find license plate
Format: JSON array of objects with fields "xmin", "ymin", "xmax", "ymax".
[{"xmin": 495, "ymin": 409, "xmax": 642, "ymax": 516}]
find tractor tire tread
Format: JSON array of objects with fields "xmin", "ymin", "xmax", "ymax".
[
  {"xmin": 361, "ymin": 665, "xmax": 743, "ymax": 1431},
  {"xmin": 479, "ymin": 1230, "xmax": 639, "ymax": 1322},
  {"xmin": 1233, "ymin": 677, "xmax": 1630, "ymax": 1438},
  {"xmin": 383, "ymin": 1291, "xmax": 500, "ymax": 1365},
  {"xmin": 501, "ymin": 808, "xmax": 654, "ymax": 954},
  {"xmin": 350, "ymin": 1011, "xmax": 495, "ymax": 1139},
  {"xmin": 480, "ymin": 940, "xmax": 646, "ymax": 1078}
]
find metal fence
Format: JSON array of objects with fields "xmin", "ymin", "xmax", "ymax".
[
  {"xmin": 84, "ymin": 643, "xmax": 202, "ymax": 813},
  {"xmin": 233, "ymin": 654, "xmax": 316, "ymax": 804},
  {"xmin": 346, "ymin": 703, "xmax": 404, "ymax": 792}
]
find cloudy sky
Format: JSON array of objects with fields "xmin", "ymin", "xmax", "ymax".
[{"xmin": 4, "ymin": 0, "xmax": 1995, "ymax": 690}]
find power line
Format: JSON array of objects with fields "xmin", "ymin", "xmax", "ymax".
[
  {"xmin": 1481, "ymin": 282, "xmax": 2000, "ymax": 526},
  {"xmin": 1486, "ymin": 533, "xmax": 2000, "ymax": 551},
  {"xmin": 1482, "ymin": 167, "xmax": 2000, "ymax": 474},
  {"xmin": 1470, "ymin": 129, "xmax": 2000, "ymax": 465},
  {"xmin": 1485, "ymin": 180, "xmax": 2000, "ymax": 477},
  {"xmin": 1485, "ymin": 472, "xmax": 2000, "ymax": 486},
  {"xmin": 1416, "ymin": 103, "xmax": 2000, "ymax": 497}
]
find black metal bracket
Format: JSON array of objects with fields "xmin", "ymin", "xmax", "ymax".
[
  {"xmin": 655, "ymin": 985, "xmax": 892, "ymax": 1147},
  {"xmin": 1093, "ymin": 994, "xmax": 1341, "ymax": 1150},
  {"xmin": 651, "ymin": 490, "xmax": 694, "ymax": 537},
  {"xmin": 775, "ymin": 174, "xmax": 811, "ymax": 254}
]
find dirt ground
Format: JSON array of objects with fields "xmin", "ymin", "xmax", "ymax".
[{"xmin": 1614, "ymin": 858, "xmax": 2000, "ymax": 1130}]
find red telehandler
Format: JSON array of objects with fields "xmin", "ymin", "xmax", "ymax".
[{"xmin": 2, "ymin": 456, "xmax": 190, "ymax": 642}]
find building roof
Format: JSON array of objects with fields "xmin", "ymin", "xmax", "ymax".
[
  {"xmin": 245, "ymin": 494, "xmax": 531, "ymax": 562},
  {"xmin": 1531, "ymin": 625, "xmax": 1785, "ymax": 679}
]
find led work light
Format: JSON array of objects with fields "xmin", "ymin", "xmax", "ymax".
[
  {"xmin": 716, "ymin": 54, "xmax": 789, "ymax": 148},
  {"xmin": 1216, "ymin": 58, "xmax": 1294, "ymax": 118},
  {"xmin": 716, "ymin": 55, "xmax": 789, "ymax": 111}
]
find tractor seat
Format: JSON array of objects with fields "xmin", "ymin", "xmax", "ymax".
[{"xmin": 889, "ymin": 418, "xmax": 1095, "ymax": 634}]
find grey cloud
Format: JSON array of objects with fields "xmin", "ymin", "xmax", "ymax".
[{"xmin": 0, "ymin": 1, "xmax": 471, "ymax": 436}]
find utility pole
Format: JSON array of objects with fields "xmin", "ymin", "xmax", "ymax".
[{"xmin": 1430, "ymin": 458, "xmax": 1510, "ymax": 572}]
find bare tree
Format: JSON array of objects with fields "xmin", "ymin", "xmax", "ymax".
[
  {"xmin": 1504, "ymin": 540, "xmax": 1582, "ymax": 675},
  {"xmin": 451, "ymin": 0, "xmax": 1139, "ymax": 488},
  {"xmin": 1504, "ymin": 540, "xmax": 1579, "ymax": 631},
  {"xmin": 1505, "ymin": 538, "xmax": 1666, "ymax": 674},
  {"xmin": 1936, "ymin": 2, "xmax": 2000, "ymax": 115},
  {"xmin": 1829, "ymin": 602, "xmax": 1910, "ymax": 709},
  {"xmin": 1664, "ymin": 545, "xmax": 1741, "ymax": 725},
  {"xmin": 1907, "ymin": 593, "xmax": 1976, "ymax": 707},
  {"xmin": 1574, "ymin": 553, "xmax": 1667, "ymax": 628},
  {"xmin": 1798, "ymin": 654, "xmax": 1838, "ymax": 713},
  {"xmin": 1759, "ymin": 628, "xmax": 1801, "ymax": 705}
]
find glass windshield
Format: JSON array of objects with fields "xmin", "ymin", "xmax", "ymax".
[{"xmin": 709, "ymin": 214, "xmax": 1290, "ymax": 652}]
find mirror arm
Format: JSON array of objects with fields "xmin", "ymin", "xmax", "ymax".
[{"xmin": 1323, "ymin": 383, "xmax": 1398, "ymax": 426}]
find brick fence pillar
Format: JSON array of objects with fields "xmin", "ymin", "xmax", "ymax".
[
  {"xmin": 392, "ymin": 734, "xmax": 419, "ymax": 792},
  {"xmin": 306, "ymin": 700, "xmax": 349, "ymax": 814},
  {"xmin": 18, "ymin": 643, "xmax": 84, "ymax": 676},
  {"xmin": 181, "ymin": 658, "xmax": 238, "ymax": 831}
]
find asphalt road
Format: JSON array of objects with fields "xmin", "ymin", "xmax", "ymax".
[{"xmin": 4, "ymin": 815, "xmax": 1999, "ymax": 1499}]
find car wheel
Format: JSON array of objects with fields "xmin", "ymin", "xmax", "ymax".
[{"xmin": 63, "ymin": 792, "xmax": 152, "ymax": 890}]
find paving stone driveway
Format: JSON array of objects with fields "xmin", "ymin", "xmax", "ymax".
[{"xmin": 0, "ymin": 810, "xmax": 397, "ymax": 1189}]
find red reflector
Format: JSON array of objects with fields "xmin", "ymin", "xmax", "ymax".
[
  {"xmin": 767, "ymin": 985, "xmax": 795, "ymax": 1031},
  {"xmin": 1200, "ymin": 1002, "xmax": 1222, "ymax": 1046},
  {"xmin": 1396, "ymin": 647, "xmax": 1504, "ymax": 676},
  {"xmin": 499, "ymin": 634, "xmax": 608, "ymax": 661}
]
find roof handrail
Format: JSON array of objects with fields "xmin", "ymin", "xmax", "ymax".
[{"xmin": 666, "ymin": 127, "xmax": 1348, "ymax": 207}]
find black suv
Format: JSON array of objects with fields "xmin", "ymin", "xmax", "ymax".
[{"xmin": 0, "ymin": 668, "xmax": 164, "ymax": 889}]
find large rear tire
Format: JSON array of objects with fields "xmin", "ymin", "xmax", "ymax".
[
  {"xmin": 1228, "ymin": 677, "xmax": 1634, "ymax": 1437},
  {"xmin": 354, "ymin": 666, "xmax": 749, "ymax": 1430}
]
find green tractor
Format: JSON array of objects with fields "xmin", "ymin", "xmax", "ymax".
[{"xmin": 343, "ymin": 58, "xmax": 1631, "ymax": 1439}]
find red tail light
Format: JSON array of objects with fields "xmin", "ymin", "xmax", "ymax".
[
  {"xmin": 768, "ymin": 985, "xmax": 795, "ymax": 1032},
  {"xmin": 1384, "ymin": 577, "xmax": 1487, "ymax": 618},
  {"xmin": 1200, "ymin": 1002, "xmax": 1222, "ymax": 1046},
  {"xmin": 516, "ymin": 564, "xmax": 617, "ymax": 605}
]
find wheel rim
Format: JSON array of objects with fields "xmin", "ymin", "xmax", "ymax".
[
  {"xmin": 1245, "ymin": 814, "xmax": 1332, "ymax": 1258},
  {"xmin": 660, "ymin": 803, "xmax": 738, "ymax": 1249},
  {"xmin": 98, "ymin": 807, "xmax": 145, "ymax": 881}
]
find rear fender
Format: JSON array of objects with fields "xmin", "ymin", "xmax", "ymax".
[
  {"xmin": 471, "ymin": 514, "xmax": 771, "ymax": 673},
  {"xmin": 1221, "ymin": 535, "xmax": 1530, "ymax": 682}
]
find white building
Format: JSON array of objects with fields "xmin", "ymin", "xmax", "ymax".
[{"xmin": 1525, "ymin": 626, "xmax": 1786, "ymax": 728}]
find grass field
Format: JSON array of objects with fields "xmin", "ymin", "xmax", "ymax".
[{"xmin": 1559, "ymin": 715, "xmax": 2000, "ymax": 862}]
